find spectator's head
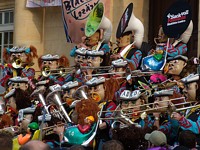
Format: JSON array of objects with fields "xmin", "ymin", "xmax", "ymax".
[
  {"xmin": 0, "ymin": 131, "xmax": 13, "ymax": 150},
  {"xmin": 102, "ymin": 140, "xmax": 124, "ymax": 150},
  {"xmin": 145, "ymin": 130, "xmax": 167, "ymax": 147},
  {"xmin": 178, "ymin": 130, "xmax": 197, "ymax": 149},
  {"xmin": 112, "ymin": 124, "xmax": 151, "ymax": 150},
  {"xmin": 69, "ymin": 145, "xmax": 86, "ymax": 150},
  {"xmin": 19, "ymin": 140, "xmax": 51, "ymax": 150},
  {"xmin": 173, "ymin": 145, "xmax": 189, "ymax": 150}
]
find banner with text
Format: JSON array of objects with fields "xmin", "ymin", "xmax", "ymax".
[
  {"xmin": 162, "ymin": 0, "xmax": 191, "ymax": 38},
  {"xmin": 62, "ymin": 0, "xmax": 111, "ymax": 43},
  {"xmin": 26, "ymin": 0, "xmax": 61, "ymax": 7}
]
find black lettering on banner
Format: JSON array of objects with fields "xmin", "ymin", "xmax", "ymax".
[{"xmin": 63, "ymin": 0, "xmax": 100, "ymax": 20}]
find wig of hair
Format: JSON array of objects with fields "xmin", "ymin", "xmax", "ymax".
[
  {"xmin": 75, "ymin": 98, "xmax": 100, "ymax": 125},
  {"xmin": 3, "ymin": 48, "xmax": 10, "ymax": 63},
  {"xmin": 25, "ymin": 45, "xmax": 38, "ymax": 66},
  {"xmin": 58, "ymin": 55, "xmax": 70, "ymax": 67},
  {"xmin": 0, "ymin": 114, "xmax": 13, "ymax": 129},
  {"xmin": 104, "ymin": 78, "xmax": 125, "ymax": 101}
]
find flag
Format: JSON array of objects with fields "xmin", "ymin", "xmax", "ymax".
[
  {"xmin": 61, "ymin": 0, "xmax": 111, "ymax": 44},
  {"xmin": 26, "ymin": 0, "xmax": 61, "ymax": 8}
]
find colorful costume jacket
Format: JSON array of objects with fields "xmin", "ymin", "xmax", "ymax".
[{"xmin": 0, "ymin": 64, "xmax": 35, "ymax": 87}]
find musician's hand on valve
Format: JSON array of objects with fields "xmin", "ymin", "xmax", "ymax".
[
  {"xmin": 99, "ymin": 122, "xmax": 107, "ymax": 130},
  {"xmin": 171, "ymin": 112, "xmax": 183, "ymax": 121}
]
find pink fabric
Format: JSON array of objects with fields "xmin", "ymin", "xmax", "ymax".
[{"xmin": 150, "ymin": 74, "xmax": 167, "ymax": 83}]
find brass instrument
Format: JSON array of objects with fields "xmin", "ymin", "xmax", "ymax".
[
  {"xmin": 46, "ymin": 89, "xmax": 71, "ymax": 123},
  {"xmin": 85, "ymin": 69, "xmax": 162, "ymax": 78},
  {"xmin": 121, "ymin": 97, "xmax": 186, "ymax": 116},
  {"xmin": 41, "ymin": 66, "xmax": 74, "ymax": 77},
  {"xmin": 97, "ymin": 105, "xmax": 140, "ymax": 128},
  {"xmin": 31, "ymin": 88, "xmax": 49, "ymax": 114},
  {"xmin": 0, "ymin": 126, "xmax": 20, "ymax": 134},
  {"xmin": 12, "ymin": 57, "xmax": 22, "ymax": 69},
  {"xmin": 80, "ymin": 66, "xmax": 113, "ymax": 71},
  {"xmin": 173, "ymin": 103, "xmax": 200, "ymax": 112},
  {"xmin": 96, "ymin": 97, "xmax": 187, "ymax": 121},
  {"xmin": 42, "ymin": 122, "xmax": 66, "ymax": 136}
]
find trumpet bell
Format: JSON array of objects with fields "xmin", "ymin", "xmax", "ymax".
[
  {"xmin": 12, "ymin": 57, "xmax": 22, "ymax": 69},
  {"xmin": 72, "ymin": 85, "xmax": 88, "ymax": 100},
  {"xmin": 42, "ymin": 66, "xmax": 51, "ymax": 77}
]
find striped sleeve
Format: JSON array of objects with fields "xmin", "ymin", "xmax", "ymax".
[
  {"xmin": 126, "ymin": 50, "xmax": 142, "ymax": 69},
  {"xmin": 179, "ymin": 116, "xmax": 200, "ymax": 134},
  {"xmin": 164, "ymin": 42, "xmax": 187, "ymax": 57}
]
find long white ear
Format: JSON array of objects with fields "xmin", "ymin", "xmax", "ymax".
[
  {"xmin": 116, "ymin": 3, "xmax": 144, "ymax": 49},
  {"xmin": 129, "ymin": 13, "xmax": 144, "ymax": 49},
  {"xmin": 180, "ymin": 20, "xmax": 193, "ymax": 44}
]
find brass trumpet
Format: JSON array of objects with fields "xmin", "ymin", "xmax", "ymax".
[{"xmin": 12, "ymin": 57, "xmax": 22, "ymax": 69}]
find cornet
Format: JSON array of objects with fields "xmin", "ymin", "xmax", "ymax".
[{"xmin": 12, "ymin": 57, "xmax": 22, "ymax": 69}]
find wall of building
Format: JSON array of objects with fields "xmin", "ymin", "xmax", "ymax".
[
  {"xmin": 0, "ymin": 0, "xmax": 14, "ymax": 9},
  {"xmin": 43, "ymin": 7, "xmax": 74, "ymax": 64}
]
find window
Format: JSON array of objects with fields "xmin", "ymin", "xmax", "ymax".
[
  {"xmin": 0, "ymin": 9, "xmax": 14, "ymax": 64},
  {"xmin": 0, "ymin": 9, "xmax": 13, "ymax": 90},
  {"xmin": 0, "ymin": 10, "xmax": 14, "ymax": 25}
]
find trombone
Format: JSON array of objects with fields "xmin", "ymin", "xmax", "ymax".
[
  {"xmin": 41, "ymin": 66, "xmax": 74, "ymax": 77},
  {"xmin": 96, "ymin": 97, "xmax": 186, "ymax": 120},
  {"xmin": 42, "ymin": 122, "xmax": 67, "ymax": 136},
  {"xmin": 80, "ymin": 66, "xmax": 113, "ymax": 71},
  {"xmin": 85, "ymin": 69, "xmax": 162, "ymax": 78},
  {"xmin": 121, "ymin": 99, "xmax": 197, "ymax": 116}
]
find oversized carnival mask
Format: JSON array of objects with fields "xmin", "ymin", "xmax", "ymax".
[
  {"xmin": 153, "ymin": 90, "xmax": 174, "ymax": 112},
  {"xmin": 181, "ymin": 74, "xmax": 199, "ymax": 101},
  {"xmin": 41, "ymin": 54, "xmax": 60, "ymax": 70},
  {"xmin": 86, "ymin": 50, "xmax": 104, "ymax": 68},
  {"xmin": 86, "ymin": 77, "xmax": 105, "ymax": 102},
  {"xmin": 165, "ymin": 55, "xmax": 188, "ymax": 75}
]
